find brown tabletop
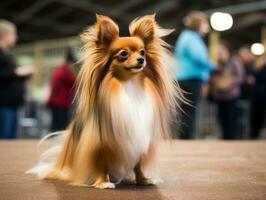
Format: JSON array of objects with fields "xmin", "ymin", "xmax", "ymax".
[{"xmin": 0, "ymin": 140, "xmax": 266, "ymax": 200}]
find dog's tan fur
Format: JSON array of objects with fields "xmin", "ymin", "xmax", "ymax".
[{"xmin": 30, "ymin": 14, "xmax": 183, "ymax": 189}]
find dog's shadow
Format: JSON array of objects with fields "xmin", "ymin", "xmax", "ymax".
[{"xmin": 51, "ymin": 181, "xmax": 167, "ymax": 200}]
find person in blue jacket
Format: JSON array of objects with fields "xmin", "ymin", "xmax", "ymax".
[{"xmin": 174, "ymin": 11, "xmax": 213, "ymax": 139}]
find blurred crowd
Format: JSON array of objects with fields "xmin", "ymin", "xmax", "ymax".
[
  {"xmin": 0, "ymin": 20, "xmax": 77, "ymax": 139},
  {"xmin": 0, "ymin": 12, "xmax": 265, "ymax": 140},
  {"xmin": 174, "ymin": 11, "xmax": 266, "ymax": 140}
]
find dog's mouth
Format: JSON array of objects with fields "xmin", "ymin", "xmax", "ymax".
[{"xmin": 125, "ymin": 64, "xmax": 145, "ymax": 72}]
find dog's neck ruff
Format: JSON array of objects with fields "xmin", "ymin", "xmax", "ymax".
[{"xmin": 108, "ymin": 80, "xmax": 155, "ymax": 179}]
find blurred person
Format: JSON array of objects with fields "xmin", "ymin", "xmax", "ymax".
[
  {"xmin": 47, "ymin": 48, "xmax": 76, "ymax": 132},
  {"xmin": 238, "ymin": 46, "xmax": 256, "ymax": 99},
  {"xmin": 250, "ymin": 54, "xmax": 266, "ymax": 139},
  {"xmin": 174, "ymin": 11, "xmax": 213, "ymax": 139},
  {"xmin": 0, "ymin": 19, "xmax": 34, "ymax": 139},
  {"xmin": 211, "ymin": 41, "xmax": 244, "ymax": 140}
]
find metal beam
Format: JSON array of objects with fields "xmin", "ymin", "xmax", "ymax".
[
  {"xmin": 16, "ymin": 0, "xmax": 53, "ymax": 23},
  {"xmin": 230, "ymin": 13, "xmax": 266, "ymax": 31},
  {"xmin": 205, "ymin": 0, "xmax": 266, "ymax": 15},
  {"xmin": 138, "ymin": 0, "xmax": 176, "ymax": 16},
  {"xmin": 48, "ymin": 7, "xmax": 73, "ymax": 19},
  {"xmin": 112, "ymin": 0, "xmax": 145, "ymax": 13},
  {"xmin": 0, "ymin": 8, "xmax": 81, "ymax": 34},
  {"xmin": 134, "ymin": 0, "xmax": 177, "ymax": 28},
  {"xmin": 55, "ymin": 0, "xmax": 112, "ymax": 15},
  {"xmin": 55, "ymin": 0, "xmax": 138, "ymax": 22},
  {"xmin": 28, "ymin": 17, "xmax": 82, "ymax": 34}
]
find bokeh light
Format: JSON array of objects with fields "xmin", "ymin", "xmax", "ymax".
[
  {"xmin": 251, "ymin": 43, "xmax": 265, "ymax": 56},
  {"xmin": 210, "ymin": 12, "xmax": 233, "ymax": 31}
]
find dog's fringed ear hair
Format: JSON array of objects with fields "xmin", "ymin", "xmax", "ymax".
[
  {"xmin": 96, "ymin": 14, "xmax": 119, "ymax": 45},
  {"xmin": 129, "ymin": 14, "xmax": 174, "ymax": 44},
  {"xmin": 129, "ymin": 14, "xmax": 155, "ymax": 44}
]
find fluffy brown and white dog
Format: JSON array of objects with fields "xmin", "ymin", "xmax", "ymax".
[{"xmin": 28, "ymin": 14, "xmax": 182, "ymax": 189}]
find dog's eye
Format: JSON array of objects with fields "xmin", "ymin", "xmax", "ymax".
[
  {"xmin": 140, "ymin": 49, "xmax": 145, "ymax": 56},
  {"xmin": 119, "ymin": 50, "xmax": 128, "ymax": 59}
]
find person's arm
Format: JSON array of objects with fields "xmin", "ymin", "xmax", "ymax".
[
  {"xmin": 0, "ymin": 55, "xmax": 34, "ymax": 82},
  {"xmin": 186, "ymin": 35, "xmax": 213, "ymax": 71}
]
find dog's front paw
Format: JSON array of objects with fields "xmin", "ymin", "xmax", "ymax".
[
  {"xmin": 93, "ymin": 182, "xmax": 116, "ymax": 189},
  {"xmin": 136, "ymin": 177, "xmax": 163, "ymax": 185},
  {"xmin": 151, "ymin": 177, "xmax": 163, "ymax": 184}
]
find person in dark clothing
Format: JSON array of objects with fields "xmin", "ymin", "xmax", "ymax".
[
  {"xmin": 174, "ymin": 11, "xmax": 213, "ymax": 139},
  {"xmin": 250, "ymin": 63, "xmax": 266, "ymax": 139},
  {"xmin": 47, "ymin": 49, "xmax": 76, "ymax": 132},
  {"xmin": 238, "ymin": 46, "xmax": 256, "ymax": 100},
  {"xmin": 211, "ymin": 41, "xmax": 244, "ymax": 140},
  {"xmin": 177, "ymin": 80, "xmax": 202, "ymax": 139},
  {"xmin": 0, "ymin": 19, "xmax": 34, "ymax": 139}
]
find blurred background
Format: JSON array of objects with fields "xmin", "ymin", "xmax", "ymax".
[{"xmin": 0, "ymin": 0, "xmax": 265, "ymax": 140}]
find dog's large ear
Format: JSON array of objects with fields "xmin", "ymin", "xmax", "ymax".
[
  {"xmin": 96, "ymin": 14, "xmax": 119, "ymax": 45},
  {"xmin": 129, "ymin": 14, "xmax": 156, "ymax": 44}
]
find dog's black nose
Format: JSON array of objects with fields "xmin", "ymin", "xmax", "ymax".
[{"xmin": 137, "ymin": 58, "xmax": 144, "ymax": 65}]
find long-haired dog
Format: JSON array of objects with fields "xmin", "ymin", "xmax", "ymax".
[{"xmin": 28, "ymin": 14, "xmax": 182, "ymax": 189}]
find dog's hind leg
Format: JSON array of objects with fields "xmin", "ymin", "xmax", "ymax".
[
  {"xmin": 135, "ymin": 143, "xmax": 160, "ymax": 185},
  {"xmin": 134, "ymin": 162, "xmax": 155, "ymax": 185}
]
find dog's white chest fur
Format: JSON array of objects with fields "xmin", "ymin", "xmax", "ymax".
[{"xmin": 109, "ymin": 81, "xmax": 154, "ymax": 180}]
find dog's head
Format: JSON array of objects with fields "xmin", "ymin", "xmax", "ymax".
[
  {"xmin": 81, "ymin": 14, "xmax": 173, "ymax": 80},
  {"xmin": 96, "ymin": 14, "xmax": 158, "ymax": 76}
]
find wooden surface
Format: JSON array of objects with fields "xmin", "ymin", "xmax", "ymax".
[{"xmin": 0, "ymin": 140, "xmax": 266, "ymax": 200}]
